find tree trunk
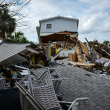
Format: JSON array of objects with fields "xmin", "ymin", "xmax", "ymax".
[{"xmin": 0, "ymin": 29, "xmax": 6, "ymax": 42}]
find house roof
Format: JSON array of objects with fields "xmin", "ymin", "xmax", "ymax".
[
  {"xmin": 0, "ymin": 42, "xmax": 30, "ymax": 63},
  {"xmin": 0, "ymin": 54, "xmax": 27, "ymax": 66},
  {"xmin": 39, "ymin": 16, "xmax": 79, "ymax": 23},
  {"xmin": 57, "ymin": 65, "xmax": 110, "ymax": 110},
  {"xmin": 32, "ymin": 65, "xmax": 110, "ymax": 110}
]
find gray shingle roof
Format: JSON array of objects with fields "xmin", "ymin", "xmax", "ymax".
[
  {"xmin": 0, "ymin": 54, "xmax": 27, "ymax": 66},
  {"xmin": 0, "ymin": 42, "xmax": 30, "ymax": 62},
  {"xmin": 39, "ymin": 16, "xmax": 79, "ymax": 23},
  {"xmin": 54, "ymin": 65, "xmax": 110, "ymax": 110},
  {"xmin": 33, "ymin": 65, "xmax": 110, "ymax": 110}
]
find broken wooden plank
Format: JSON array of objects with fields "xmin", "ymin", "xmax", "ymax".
[
  {"xmin": 75, "ymin": 46, "xmax": 87, "ymax": 63},
  {"xmin": 75, "ymin": 46, "xmax": 82, "ymax": 54},
  {"xmin": 77, "ymin": 54, "xmax": 87, "ymax": 63},
  {"xmin": 26, "ymin": 47, "xmax": 39, "ymax": 54},
  {"xmin": 72, "ymin": 53, "xmax": 78, "ymax": 62},
  {"xmin": 69, "ymin": 53, "xmax": 78, "ymax": 62},
  {"xmin": 68, "ymin": 61, "xmax": 95, "ymax": 66},
  {"xmin": 80, "ymin": 41, "xmax": 90, "ymax": 58}
]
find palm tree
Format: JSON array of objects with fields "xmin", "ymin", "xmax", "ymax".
[
  {"xmin": 6, "ymin": 31, "xmax": 29, "ymax": 43},
  {"xmin": 0, "ymin": 9, "xmax": 16, "ymax": 41}
]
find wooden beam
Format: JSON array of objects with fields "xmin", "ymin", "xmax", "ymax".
[
  {"xmin": 57, "ymin": 32, "xmax": 72, "ymax": 34},
  {"xmin": 26, "ymin": 47, "xmax": 39, "ymax": 54},
  {"xmin": 68, "ymin": 61, "xmax": 95, "ymax": 66},
  {"xmin": 25, "ymin": 52, "xmax": 32, "ymax": 55}
]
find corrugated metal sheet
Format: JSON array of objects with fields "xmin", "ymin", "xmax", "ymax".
[
  {"xmin": 0, "ymin": 42, "xmax": 30, "ymax": 62},
  {"xmin": 0, "ymin": 54, "xmax": 27, "ymax": 66}
]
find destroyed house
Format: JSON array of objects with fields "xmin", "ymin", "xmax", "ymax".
[{"xmin": 36, "ymin": 16, "xmax": 79, "ymax": 46}]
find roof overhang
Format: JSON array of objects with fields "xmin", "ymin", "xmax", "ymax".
[
  {"xmin": 40, "ymin": 31, "xmax": 78, "ymax": 37},
  {"xmin": 0, "ymin": 54, "xmax": 27, "ymax": 66},
  {"xmin": 40, "ymin": 32, "xmax": 54, "ymax": 36}
]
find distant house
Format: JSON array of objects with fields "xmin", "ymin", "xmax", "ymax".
[{"xmin": 36, "ymin": 16, "xmax": 79, "ymax": 46}]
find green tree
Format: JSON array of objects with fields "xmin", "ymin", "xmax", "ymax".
[
  {"xmin": 83, "ymin": 42, "xmax": 87, "ymax": 45},
  {"xmin": 0, "ymin": 0, "xmax": 31, "ymax": 41},
  {"xmin": 0, "ymin": 9, "xmax": 16, "ymax": 41},
  {"xmin": 103, "ymin": 40, "xmax": 110, "ymax": 45},
  {"xmin": 6, "ymin": 31, "xmax": 29, "ymax": 43}
]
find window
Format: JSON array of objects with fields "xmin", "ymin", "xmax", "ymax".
[{"xmin": 46, "ymin": 24, "xmax": 52, "ymax": 29}]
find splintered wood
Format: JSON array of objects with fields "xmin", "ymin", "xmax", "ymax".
[
  {"xmin": 75, "ymin": 46, "xmax": 82, "ymax": 55},
  {"xmin": 77, "ymin": 54, "xmax": 86, "ymax": 63},
  {"xmin": 79, "ymin": 41, "xmax": 90, "ymax": 58},
  {"xmin": 69, "ymin": 53, "xmax": 78, "ymax": 62},
  {"xmin": 75, "ymin": 46, "xmax": 88, "ymax": 69},
  {"xmin": 68, "ymin": 61, "xmax": 95, "ymax": 66},
  {"xmin": 75, "ymin": 46, "xmax": 86, "ymax": 63}
]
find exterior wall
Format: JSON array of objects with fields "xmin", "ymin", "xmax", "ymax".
[
  {"xmin": 41, "ymin": 34, "xmax": 65, "ymax": 43},
  {"xmin": 40, "ymin": 19, "xmax": 78, "ymax": 33}
]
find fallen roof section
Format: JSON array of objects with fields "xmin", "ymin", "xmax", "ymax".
[
  {"xmin": 30, "ymin": 64, "xmax": 110, "ymax": 110},
  {"xmin": 52, "ymin": 65, "xmax": 110, "ymax": 110},
  {"xmin": 0, "ymin": 42, "xmax": 30, "ymax": 63},
  {"xmin": 0, "ymin": 54, "xmax": 27, "ymax": 66}
]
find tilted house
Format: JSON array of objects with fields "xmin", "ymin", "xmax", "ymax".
[{"xmin": 36, "ymin": 16, "xmax": 79, "ymax": 46}]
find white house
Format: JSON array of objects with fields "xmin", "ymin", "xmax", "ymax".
[{"xmin": 36, "ymin": 16, "xmax": 79, "ymax": 45}]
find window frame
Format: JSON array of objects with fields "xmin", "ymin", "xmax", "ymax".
[{"xmin": 45, "ymin": 23, "xmax": 53, "ymax": 29}]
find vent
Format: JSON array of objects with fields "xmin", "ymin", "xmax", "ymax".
[
  {"xmin": 85, "ymin": 74, "xmax": 91, "ymax": 77},
  {"xmin": 46, "ymin": 24, "xmax": 52, "ymax": 29}
]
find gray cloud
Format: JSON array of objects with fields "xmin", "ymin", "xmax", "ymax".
[{"xmin": 15, "ymin": 0, "xmax": 110, "ymax": 43}]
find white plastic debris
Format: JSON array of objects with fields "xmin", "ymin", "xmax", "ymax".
[
  {"xmin": 104, "ymin": 60, "xmax": 110, "ymax": 67},
  {"xmin": 20, "ymin": 70, "xmax": 29, "ymax": 75}
]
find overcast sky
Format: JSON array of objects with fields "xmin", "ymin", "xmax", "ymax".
[{"xmin": 18, "ymin": 0, "xmax": 110, "ymax": 43}]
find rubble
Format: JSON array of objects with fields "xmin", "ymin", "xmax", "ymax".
[
  {"xmin": 1, "ymin": 35, "xmax": 110, "ymax": 88},
  {"xmin": 1, "ymin": 16, "xmax": 110, "ymax": 110},
  {"xmin": 44, "ymin": 35, "xmax": 110, "ymax": 76},
  {"xmin": 0, "ymin": 42, "xmax": 48, "ymax": 85}
]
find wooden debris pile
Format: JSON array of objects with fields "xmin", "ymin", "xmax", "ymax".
[
  {"xmin": 0, "ymin": 42, "xmax": 48, "ymax": 88},
  {"xmin": 68, "ymin": 37, "xmax": 110, "ymax": 75}
]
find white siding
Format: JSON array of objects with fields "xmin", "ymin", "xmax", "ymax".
[{"xmin": 40, "ymin": 19, "xmax": 78, "ymax": 33}]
